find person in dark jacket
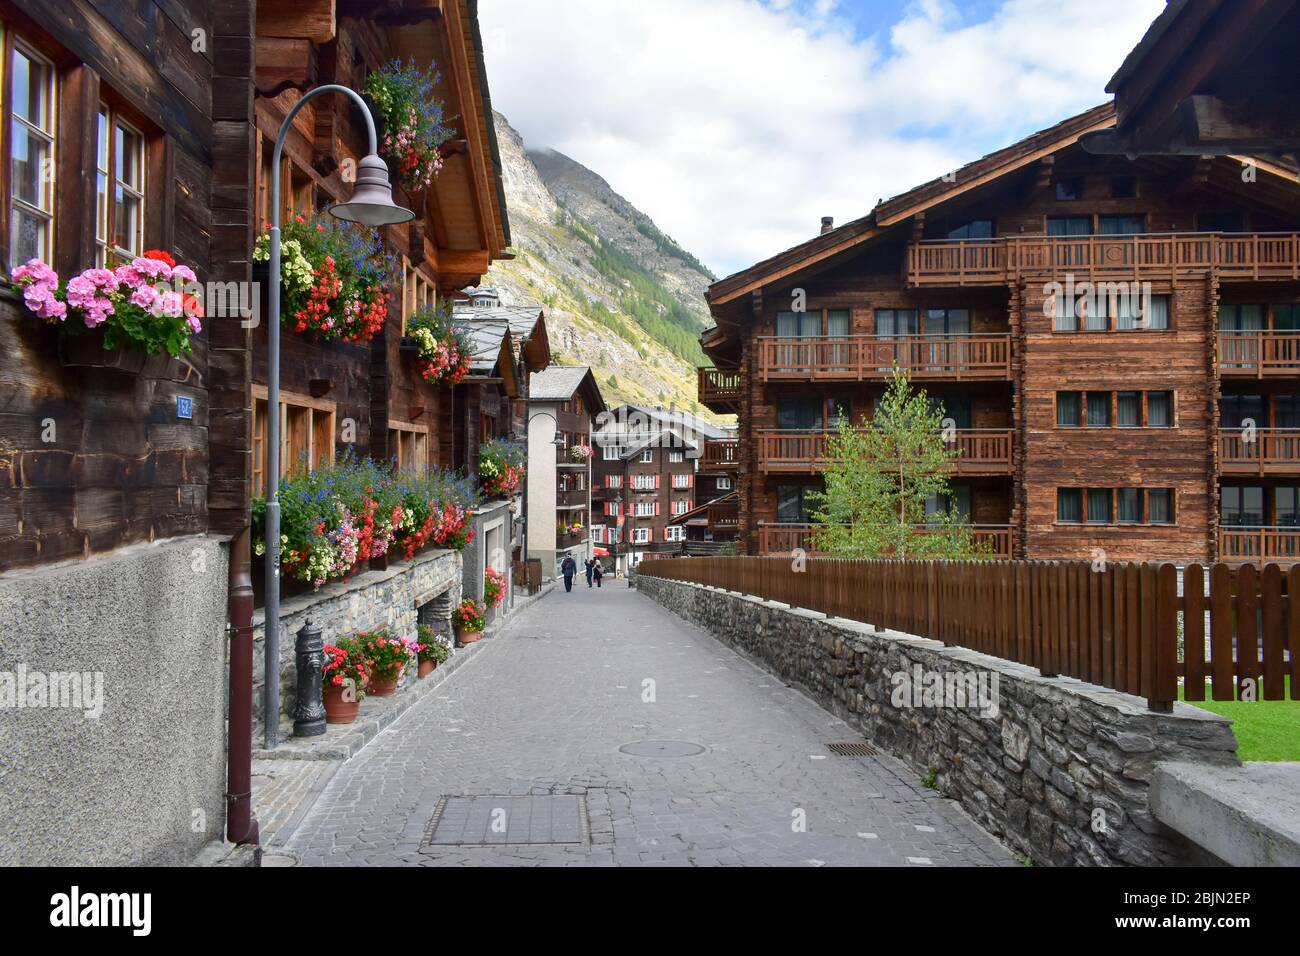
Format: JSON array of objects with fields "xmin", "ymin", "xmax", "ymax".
[
  {"xmin": 593, "ymin": 559, "xmax": 605, "ymax": 588},
  {"xmin": 560, "ymin": 555, "xmax": 577, "ymax": 592},
  {"xmin": 584, "ymin": 557, "xmax": 595, "ymax": 588}
]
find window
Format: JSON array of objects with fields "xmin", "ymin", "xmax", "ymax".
[
  {"xmin": 1147, "ymin": 392, "xmax": 1172, "ymax": 427},
  {"xmin": 930, "ymin": 395, "xmax": 971, "ymax": 429},
  {"xmin": 1054, "ymin": 178, "xmax": 1083, "ymax": 201},
  {"xmin": 1047, "ymin": 216, "xmax": 1091, "ymax": 237},
  {"xmin": 402, "ymin": 260, "xmax": 436, "ymax": 333},
  {"xmin": 1221, "ymin": 394, "xmax": 1265, "ymax": 429},
  {"xmin": 776, "ymin": 309, "xmax": 822, "ymax": 338},
  {"xmin": 1086, "ymin": 393, "xmax": 1111, "ymax": 427},
  {"xmin": 776, "ymin": 485, "xmax": 816, "ymax": 523},
  {"xmin": 1276, "ymin": 396, "xmax": 1300, "ymax": 429},
  {"xmin": 1117, "ymin": 392, "xmax": 1140, "ymax": 427},
  {"xmin": 716, "ymin": 476, "xmax": 732, "ymax": 490},
  {"xmin": 388, "ymin": 421, "xmax": 429, "ymax": 474},
  {"xmin": 8, "ymin": 38, "xmax": 57, "ymax": 265},
  {"xmin": 1221, "ymin": 486, "xmax": 1264, "ymax": 526},
  {"xmin": 604, "ymin": 474, "xmax": 623, "ymax": 489},
  {"xmin": 639, "ymin": 449, "xmax": 653, "ymax": 464},
  {"xmin": 591, "ymin": 526, "xmax": 605, "ymax": 544},
  {"xmin": 947, "ymin": 219, "xmax": 994, "ymax": 240},
  {"xmin": 1147, "ymin": 489, "xmax": 1173, "ymax": 524},
  {"xmin": 632, "ymin": 528, "xmax": 651, "ymax": 545},
  {"xmin": 1056, "ymin": 392, "xmax": 1081, "ymax": 427},
  {"xmin": 1277, "ymin": 487, "xmax": 1300, "ymax": 527},
  {"xmin": 1117, "ymin": 488, "xmax": 1141, "ymax": 524},
  {"xmin": 95, "ymin": 109, "xmax": 146, "ymax": 265},
  {"xmin": 602, "ymin": 444, "xmax": 622, "ymax": 461},
  {"xmin": 1087, "ymin": 488, "xmax": 1112, "ymax": 524},
  {"xmin": 777, "ymin": 397, "xmax": 823, "ymax": 431},
  {"xmin": 252, "ymin": 387, "xmax": 336, "ymax": 494},
  {"xmin": 1057, "ymin": 489, "xmax": 1083, "ymax": 523},
  {"xmin": 925, "ymin": 487, "xmax": 971, "ymax": 521},
  {"xmin": 665, "ymin": 526, "xmax": 685, "ymax": 542},
  {"xmin": 1099, "ymin": 215, "xmax": 1145, "ymax": 235},
  {"xmin": 634, "ymin": 501, "xmax": 656, "ymax": 518},
  {"xmin": 632, "ymin": 473, "xmax": 657, "ymax": 491},
  {"xmin": 1197, "ymin": 211, "xmax": 1244, "ymax": 233},
  {"xmin": 875, "ymin": 309, "xmax": 920, "ymax": 338},
  {"xmin": 1110, "ymin": 176, "xmax": 1136, "ymax": 199},
  {"xmin": 671, "ymin": 499, "xmax": 691, "ymax": 515},
  {"xmin": 1219, "ymin": 304, "xmax": 1265, "ymax": 332},
  {"xmin": 668, "ymin": 449, "xmax": 684, "ymax": 463},
  {"xmin": 671, "ymin": 473, "xmax": 691, "ymax": 490}
]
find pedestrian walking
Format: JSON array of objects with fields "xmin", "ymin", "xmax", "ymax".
[
  {"xmin": 561, "ymin": 554, "xmax": 577, "ymax": 592},
  {"xmin": 584, "ymin": 557, "xmax": 595, "ymax": 588},
  {"xmin": 593, "ymin": 559, "xmax": 604, "ymax": 588}
]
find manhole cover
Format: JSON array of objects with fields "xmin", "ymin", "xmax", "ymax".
[
  {"xmin": 619, "ymin": 739, "xmax": 707, "ymax": 757},
  {"xmin": 827, "ymin": 741, "xmax": 878, "ymax": 757},
  {"xmin": 422, "ymin": 794, "xmax": 589, "ymax": 846}
]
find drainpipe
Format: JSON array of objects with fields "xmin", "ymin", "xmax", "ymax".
[{"xmin": 225, "ymin": 525, "xmax": 260, "ymax": 848}]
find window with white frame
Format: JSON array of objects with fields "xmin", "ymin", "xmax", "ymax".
[
  {"xmin": 604, "ymin": 474, "xmax": 623, "ymax": 489},
  {"xmin": 665, "ymin": 526, "xmax": 685, "ymax": 542},
  {"xmin": 96, "ymin": 107, "xmax": 145, "ymax": 265},
  {"xmin": 672, "ymin": 499, "xmax": 691, "ymax": 515},
  {"xmin": 635, "ymin": 501, "xmax": 656, "ymax": 517},
  {"xmin": 632, "ymin": 473, "xmax": 657, "ymax": 490},
  {"xmin": 8, "ymin": 38, "xmax": 57, "ymax": 265},
  {"xmin": 602, "ymin": 444, "xmax": 622, "ymax": 460},
  {"xmin": 639, "ymin": 449, "xmax": 653, "ymax": 463},
  {"xmin": 672, "ymin": 473, "xmax": 692, "ymax": 489},
  {"xmin": 668, "ymin": 449, "xmax": 684, "ymax": 463},
  {"xmin": 632, "ymin": 527, "xmax": 650, "ymax": 545},
  {"xmin": 716, "ymin": 476, "xmax": 732, "ymax": 490},
  {"xmin": 591, "ymin": 526, "xmax": 605, "ymax": 544}
]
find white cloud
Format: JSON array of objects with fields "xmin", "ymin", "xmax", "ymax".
[{"xmin": 479, "ymin": 0, "xmax": 1165, "ymax": 277}]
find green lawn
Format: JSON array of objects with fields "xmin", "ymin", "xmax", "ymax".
[{"xmin": 1180, "ymin": 678, "xmax": 1300, "ymax": 762}]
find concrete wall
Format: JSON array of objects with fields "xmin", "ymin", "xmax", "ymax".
[
  {"xmin": 527, "ymin": 406, "xmax": 559, "ymax": 575},
  {"xmin": 635, "ymin": 574, "xmax": 1241, "ymax": 866},
  {"xmin": 0, "ymin": 536, "xmax": 230, "ymax": 865},
  {"xmin": 253, "ymin": 548, "xmax": 461, "ymax": 732}
]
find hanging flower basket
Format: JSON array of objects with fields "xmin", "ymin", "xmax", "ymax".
[
  {"xmin": 406, "ymin": 301, "xmax": 472, "ymax": 387},
  {"xmin": 363, "ymin": 59, "xmax": 456, "ymax": 194}
]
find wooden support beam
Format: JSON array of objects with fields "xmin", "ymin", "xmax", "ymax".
[
  {"xmin": 408, "ymin": 222, "xmax": 427, "ymax": 266},
  {"xmin": 255, "ymin": 37, "xmax": 317, "ymax": 96},
  {"xmin": 1185, "ymin": 94, "xmax": 1300, "ymax": 152}
]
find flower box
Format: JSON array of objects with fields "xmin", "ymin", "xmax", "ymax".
[{"xmin": 57, "ymin": 332, "xmax": 171, "ymax": 377}]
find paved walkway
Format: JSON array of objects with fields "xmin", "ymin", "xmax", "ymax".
[{"xmin": 284, "ymin": 580, "xmax": 1014, "ymax": 866}]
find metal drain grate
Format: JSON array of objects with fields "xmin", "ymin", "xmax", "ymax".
[
  {"xmin": 827, "ymin": 741, "xmax": 878, "ymax": 757},
  {"xmin": 422, "ymin": 794, "xmax": 589, "ymax": 847}
]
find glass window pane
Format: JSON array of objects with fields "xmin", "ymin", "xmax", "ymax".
[
  {"xmin": 1087, "ymin": 488, "xmax": 1112, "ymax": 524},
  {"xmin": 1274, "ymin": 304, "xmax": 1300, "ymax": 332},
  {"xmin": 1054, "ymin": 294, "xmax": 1079, "ymax": 331},
  {"xmin": 1147, "ymin": 392, "xmax": 1172, "ymax": 427},
  {"xmin": 11, "ymin": 123, "xmax": 51, "ymax": 208},
  {"xmin": 1277, "ymin": 487, "xmax": 1300, "ymax": 527},
  {"xmin": 1146, "ymin": 295, "xmax": 1170, "ymax": 330},
  {"xmin": 776, "ymin": 311, "xmax": 799, "ymax": 337},
  {"xmin": 1275, "ymin": 396, "xmax": 1300, "ymax": 429},
  {"xmin": 1057, "ymin": 489, "xmax": 1082, "ymax": 522},
  {"xmin": 13, "ymin": 48, "xmax": 52, "ymax": 129},
  {"xmin": 115, "ymin": 190, "xmax": 142, "ymax": 256},
  {"xmin": 1056, "ymin": 392, "xmax": 1080, "ymax": 426},
  {"xmin": 1117, "ymin": 392, "xmax": 1140, "ymax": 427},
  {"xmin": 1099, "ymin": 215, "xmax": 1146, "ymax": 235},
  {"xmin": 1086, "ymin": 393, "xmax": 1111, "ymax": 426},
  {"xmin": 1148, "ymin": 489, "xmax": 1173, "ymax": 524},
  {"xmin": 826, "ymin": 310, "xmax": 850, "ymax": 337},
  {"xmin": 10, "ymin": 207, "xmax": 49, "ymax": 264},
  {"xmin": 1048, "ymin": 216, "xmax": 1091, "ymax": 236},
  {"xmin": 1118, "ymin": 488, "xmax": 1141, "ymax": 523}
]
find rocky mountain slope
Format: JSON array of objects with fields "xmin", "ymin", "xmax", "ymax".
[{"xmin": 486, "ymin": 111, "xmax": 726, "ymax": 419}]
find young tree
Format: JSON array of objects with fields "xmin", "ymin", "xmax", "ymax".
[{"xmin": 809, "ymin": 370, "xmax": 989, "ymax": 559}]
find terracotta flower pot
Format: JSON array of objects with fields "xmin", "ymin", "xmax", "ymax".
[
  {"xmin": 368, "ymin": 674, "xmax": 400, "ymax": 696},
  {"xmin": 323, "ymin": 684, "xmax": 360, "ymax": 724},
  {"xmin": 418, "ymin": 658, "xmax": 437, "ymax": 679},
  {"xmin": 457, "ymin": 625, "xmax": 482, "ymax": 645}
]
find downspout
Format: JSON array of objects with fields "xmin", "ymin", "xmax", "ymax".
[{"xmin": 225, "ymin": 525, "xmax": 260, "ymax": 848}]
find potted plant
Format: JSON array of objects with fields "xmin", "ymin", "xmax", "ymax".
[
  {"xmin": 363, "ymin": 59, "xmax": 456, "ymax": 194},
  {"xmin": 479, "ymin": 439, "xmax": 526, "ymax": 498},
  {"xmin": 321, "ymin": 637, "xmax": 369, "ymax": 724},
  {"xmin": 416, "ymin": 624, "xmax": 451, "ymax": 678},
  {"xmin": 406, "ymin": 302, "xmax": 472, "ymax": 387},
  {"xmin": 568, "ymin": 442, "xmax": 593, "ymax": 463},
  {"xmin": 483, "ymin": 567, "xmax": 507, "ymax": 609},
  {"xmin": 11, "ymin": 250, "xmax": 203, "ymax": 374},
  {"xmin": 355, "ymin": 629, "xmax": 417, "ymax": 696},
  {"xmin": 455, "ymin": 598, "xmax": 487, "ymax": 645}
]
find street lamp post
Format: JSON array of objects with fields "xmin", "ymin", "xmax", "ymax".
[{"xmin": 264, "ymin": 85, "xmax": 414, "ymax": 749}]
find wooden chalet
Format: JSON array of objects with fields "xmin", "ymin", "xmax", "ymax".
[{"xmin": 702, "ymin": 102, "xmax": 1300, "ymax": 564}]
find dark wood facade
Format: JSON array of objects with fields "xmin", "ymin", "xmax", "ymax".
[
  {"xmin": 704, "ymin": 104, "xmax": 1300, "ymax": 565},
  {"xmin": 0, "ymin": 0, "xmax": 510, "ymax": 572}
]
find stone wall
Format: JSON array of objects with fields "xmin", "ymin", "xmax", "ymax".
[
  {"xmin": 635, "ymin": 575, "xmax": 1240, "ymax": 866},
  {"xmin": 0, "ymin": 536, "xmax": 230, "ymax": 865},
  {"xmin": 253, "ymin": 548, "xmax": 461, "ymax": 730}
]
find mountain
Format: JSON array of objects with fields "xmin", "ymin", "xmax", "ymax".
[{"xmin": 486, "ymin": 112, "xmax": 726, "ymax": 419}]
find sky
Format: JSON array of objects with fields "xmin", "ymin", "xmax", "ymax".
[{"xmin": 478, "ymin": 0, "xmax": 1167, "ymax": 279}]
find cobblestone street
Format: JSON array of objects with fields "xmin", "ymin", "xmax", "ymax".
[{"xmin": 284, "ymin": 581, "xmax": 1015, "ymax": 866}]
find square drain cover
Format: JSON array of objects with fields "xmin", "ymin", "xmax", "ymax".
[{"xmin": 423, "ymin": 795, "xmax": 589, "ymax": 847}]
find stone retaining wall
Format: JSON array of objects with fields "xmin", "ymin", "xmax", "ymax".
[
  {"xmin": 635, "ymin": 575, "xmax": 1240, "ymax": 866},
  {"xmin": 253, "ymin": 548, "xmax": 461, "ymax": 730}
]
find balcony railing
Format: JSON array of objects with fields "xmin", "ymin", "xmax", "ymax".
[
  {"xmin": 1219, "ymin": 429, "xmax": 1300, "ymax": 473},
  {"xmin": 1218, "ymin": 526, "xmax": 1300, "ymax": 563},
  {"xmin": 699, "ymin": 367, "xmax": 743, "ymax": 407},
  {"xmin": 907, "ymin": 232, "xmax": 1300, "ymax": 286},
  {"xmin": 757, "ymin": 334, "xmax": 1011, "ymax": 381},
  {"xmin": 707, "ymin": 498, "xmax": 739, "ymax": 528},
  {"xmin": 700, "ymin": 438, "xmax": 740, "ymax": 470},
  {"xmin": 757, "ymin": 523, "xmax": 1015, "ymax": 558},
  {"xmin": 758, "ymin": 428, "xmax": 1013, "ymax": 474},
  {"xmin": 1218, "ymin": 333, "xmax": 1300, "ymax": 375}
]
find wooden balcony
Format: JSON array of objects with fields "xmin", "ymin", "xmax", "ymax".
[
  {"xmin": 757, "ymin": 523, "xmax": 1015, "ymax": 558},
  {"xmin": 758, "ymin": 428, "xmax": 1014, "ymax": 474},
  {"xmin": 1218, "ymin": 334, "xmax": 1300, "ymax": 376},
  {"xmin": 757, "ymin": 334, "xmax": 1011, "ymax": 382},
  {"xmin": 1219, "ymin": 429, "xmax": 1300, "ymax": 474},
  {"xmin": 707, "ymin": 497, "xmax": 739, "ymax": 529},
  {"xmin": 907, "ymin": 232, "xmax": 1300, "ymax": 287},
  {"xmin": 700, "ymin": 438, "xmax": 740, "ymax": 470},
  {"xmin": 699, "ymin": 367, "xmax": 743, "ymax": 410},
  {"xmin": 1218, "ymin": 526, "xmax": 1300, "ymax": 564}
]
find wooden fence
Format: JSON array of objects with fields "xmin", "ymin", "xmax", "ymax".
[{"xmin": 636, "ymin": 557, "xmax": 1298, "ymax": 711}]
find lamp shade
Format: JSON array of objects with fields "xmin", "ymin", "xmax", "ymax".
[{"xmin": 330, "ymin": 154, "xmax": 416, "ymax": 226}]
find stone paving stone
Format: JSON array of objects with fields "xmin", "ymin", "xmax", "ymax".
[{"xmin": 285, "ymin": 581, "xmax": 1015, "ymax": 867}]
